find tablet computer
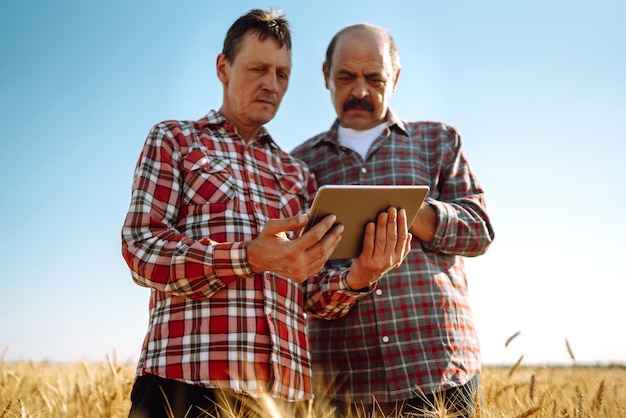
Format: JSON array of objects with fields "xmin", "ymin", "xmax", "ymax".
[{"xmin": 302, "ymin": 185, "xmax": 430, "ymax": 260}]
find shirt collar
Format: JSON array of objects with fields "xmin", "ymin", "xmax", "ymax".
[
  {"xmin": 386, "ymin": 109, "xmax": 409, "ymax": 136},
  {"xmin": 313, "ymin": 108, "xmax": 409, "ymax": 146},
  {"xmin": 205, "ymin": 110, "xmax": 279, "ymax": 149}
]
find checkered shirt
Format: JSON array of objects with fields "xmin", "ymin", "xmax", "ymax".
[
  {"xmin": 121, "ymin": 110, "xmax": 368, "ymax": 401},
  {"xmin": 291, "ymin": 109, "xmax": 495, "ymax": 402}
]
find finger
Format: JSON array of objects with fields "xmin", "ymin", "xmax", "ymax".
[
  {"xmin": 298, "ymin": 214, "xmax": 339, "ymax": 249},
  {"xmin": 262, "ymin": 214, "xmax": 309, "ymax": 237},
  {"xmin": 309, "ymin": 223, "xmax": 344, "ymax": 253},
  {"xmin": 358, "ymin": 221, "xmax": 376, "ymax": 258},
  {"xmin": 392, "ymin": 232, "xmax": 412, "ymax": 268},
  {"xmin": 385, "ymin": 207, "xmax": 399, "ymax": 248},
  {"xmin": 372, "ymin": 210, "xmax": 391, "ymax": 257},
  {"xmin": 395, "ymin": 208, "xmax": 409, "ymax": 253},
  {"xmin": 302, "ymin": 225, "xmax": 344, "ymax": 275},
  {"xmin": 403, "ymin": 232, "xmax": 412, "ymax": 257},
  {"xmin": 382, "ymin": 207, "xmax": 401, "ymax": 262}
]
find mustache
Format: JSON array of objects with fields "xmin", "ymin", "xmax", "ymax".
[
  {"xmin": 343, "ymin": 97, "xmax": 374, "ymax": 111},
  {"xmin": 254, "ymin": 93, "xmax": 278, "ymax": 105}
]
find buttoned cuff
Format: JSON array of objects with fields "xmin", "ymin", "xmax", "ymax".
[
  {"xmin": 423, "ymin": 198, "xmax": 457, "ymax": 252},
  {"xmin": 211, "ymin": 241, "xmax": 254, "ymax": 285}
]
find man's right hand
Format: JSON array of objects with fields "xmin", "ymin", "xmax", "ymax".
[
  {"xmin": 346, "ymin": 207, "xmax": 412, "ymax": 290},
  {"xmin": 246, "ymin": 214, "xmax": 343, "ymax": 283}
]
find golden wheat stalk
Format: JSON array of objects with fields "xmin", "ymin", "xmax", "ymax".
[
  {"xmin": 576, "ymin": 387, "xmax": 585, "ymax": 418},
  {"xmin": 17, "ymin": 398, "xmax": 27, "ymax": 418},
  {"xmin": 592, "ymin": 380, "xmax": 605, "ymax": 412},
  {"xmin": 528, "ymin": 370, "xmax": 536, "ymax": 401},
  {"xmin": 505, "ymin": 331, "xmax": 521, "ymax": 348},
  {"xmin": 0, "ymin": 400, "xmax": 12, "ymax": 418},
  {"xmin": 472, "ymin": 389, "xmax": 482, "ymax": 418},
  {"xmin": 508, "ymin": 354, "xmax": 525, "ymax": 378},
  {"xmin": 565, "ymin": 338, "xmax": 576, "ymax": 363},
  {"xmin": 515, "ymin": 405, "xmax": 541, "ymax": 417}
]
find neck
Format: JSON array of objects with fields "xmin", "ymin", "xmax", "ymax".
[{"xmin": 219, "ymin": 108, "xmax": 260, "ymax": 143}]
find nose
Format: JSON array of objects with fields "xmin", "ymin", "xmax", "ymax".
[
  {"xmin": 351, "ymin": 78, "xmax": 368, "ymax": 99},
  {"xmin": 262, "ymin": 72, "xmax": 279, "ymax": 93}
]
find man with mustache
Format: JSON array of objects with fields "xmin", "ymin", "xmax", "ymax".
[
  {"xmin": 292, "ymin": 23, "xmax": 495, "ymax": 417},
  {"xmin": 121, "ymin": 11, "xmax": 411, "ymax": 418}
]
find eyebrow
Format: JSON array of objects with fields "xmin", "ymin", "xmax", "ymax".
[
  {"xmin": 335, "ymin": 68, "xmax": 354, "ymax": 75},
  {"xmin": 335, "ymin": 68, "xmax": 385, "ymax": 78},
  {"xmin": 246, "ymin": 61, "xmax": 291, "ymax": 73}
]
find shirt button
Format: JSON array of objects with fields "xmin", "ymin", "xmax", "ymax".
[
  {"xmin": 361, "ymin": 167, "xmax": 367, "ymax": 174},
  {"xmin": 382, "ymin": 336, "xmax": 390, "ymax": 343},
  {"xmin": 375, "ymin": 289, "xmax": 383, "ymax": 296}
]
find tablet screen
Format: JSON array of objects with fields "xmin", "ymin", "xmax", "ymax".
[{"xmin": 302, "ymin": 185, "xmax": 429, "ymax": 259}]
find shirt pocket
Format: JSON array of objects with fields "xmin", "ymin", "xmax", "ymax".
[
  {"xmin": 181, "ymin": 150, "xmax": 239, "ymax": 205},
  {"xmin": 270, "ymin": 168, "xmax": 308, "ymax": 221}
]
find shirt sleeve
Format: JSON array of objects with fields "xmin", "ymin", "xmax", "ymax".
[
  {"xmin": 121, "ymin": 123, "xmax": 253, "ymax": 299},
  {"xmin": 303, "ymin": 267, "xmax": 375, "ymax": 319},
  {"xmin": 421, "ymin": 128, "xmax": 495, "ymax": 257}
]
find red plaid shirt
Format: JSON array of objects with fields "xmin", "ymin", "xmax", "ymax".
[
  {"xmin": 291, "ymin": 109, "xmax": 495, "ymax": 402},
  {"xmin": 121, "ymin": 110, "xmax": 367, "ymax": 401}
]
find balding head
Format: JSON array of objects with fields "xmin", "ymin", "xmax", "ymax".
[{"xmin": 324, "ymin": 23, "xmax": 400, "ymax": 74}]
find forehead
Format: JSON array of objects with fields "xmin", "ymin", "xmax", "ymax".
[
  {"xmin": 331, "ymin": 29, "xmax": 392, "ymax": 73},
  {"xmin": 234, "ymin": 31, "xmax": 291, "ymax": 67}
]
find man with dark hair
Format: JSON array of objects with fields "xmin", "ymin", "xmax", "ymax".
[
  {"xmin": 293, "ymin": 23, "xmax": 495, "ymax": 418},
  {"xmin": 122, "ymin": 11, "xmax": 411, "ymax": 417}
]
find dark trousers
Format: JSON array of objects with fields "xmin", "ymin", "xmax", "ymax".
[
  {"xmin": 326, "ymin": 374, "xmax": 480, "ymax": 418},
  {"xmin": 128, "ymin": 373, "xmax": 308, "ymax": 418}
]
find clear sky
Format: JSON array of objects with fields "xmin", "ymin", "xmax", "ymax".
[{"xmin": 1, "ymin": 0, "xmax": 624, "ymax": 366}]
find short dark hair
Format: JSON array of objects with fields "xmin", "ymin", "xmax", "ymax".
[
  {"xmin": 222, "ymin": 9, "xmax": 292, "ymax": 63},
  {"xmin": 324, "ymin": 24, "xmax": 400, "ymax": 73}
]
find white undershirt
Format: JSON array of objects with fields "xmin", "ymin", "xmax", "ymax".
[{"xmin": 337, "ymin": 122, "xmax": 387, "ymax": 160}]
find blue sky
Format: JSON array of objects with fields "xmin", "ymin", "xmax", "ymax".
[{"xmin": 1, "ymin": 0, "xmax": 624, "ymax": 366}]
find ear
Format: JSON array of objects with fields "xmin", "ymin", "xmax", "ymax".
[
  {"xmin": 216, "ymin": 53, "xmax": 229, "ymax": 84},
  {"xmin": 322, "ymin": 62, "xmax": 330, "ymax": 90},
  {"xmin": 392, "ymin": 66, "xmax": 402, "ymax": 92}
]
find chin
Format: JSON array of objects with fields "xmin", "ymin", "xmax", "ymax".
[
  {"xmin": 340, "ymin": 112, "xmax": 378, "ymax": 129},
  {"xmin": 341, "ymin": 119, "xmax": 374, "ymax": 131},
  {"xmin": 253, "ymin": 114, "xmax": 276, "ymax": 126},
  {"xmin": 252, "ymin": 106, "xmax": 278, "ymax": 123}
]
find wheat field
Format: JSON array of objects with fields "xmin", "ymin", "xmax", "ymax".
[{"xmin": 1, "ymin": 346, "xmax": 625, "ymax": 418}]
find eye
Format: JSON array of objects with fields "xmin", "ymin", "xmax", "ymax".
[
  {"xmin": 368, "ymin": 77, "xmax": 386, "ymax": 87},
  {"xmin": 249, "ymin": 66, "xmax": 267, "ymax": 75}
]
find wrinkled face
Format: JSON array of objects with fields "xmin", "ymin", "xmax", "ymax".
[
  {"xmin": 324, "ymin": 29, "xmax": 399, "ymax": 130},
  {"xmin": 217, "ymin": 31, "xmax": 291, "ymax": 140}
]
